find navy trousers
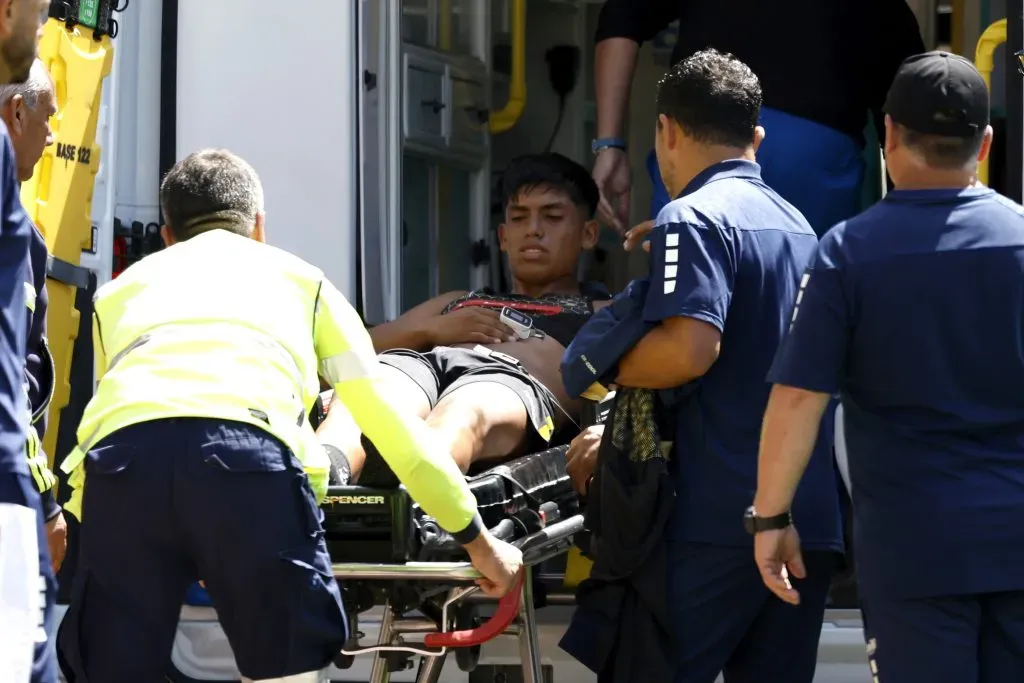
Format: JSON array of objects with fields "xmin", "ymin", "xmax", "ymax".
[
  {"xmin": 56, "ymin": 418, "xmax": 348, "ymax": 682},
  {"xmin": 862, "ymin": 591, "xmax": 1024, "ymax": 683},
  {"xmin": 668, "ymin": 542, "xmax": 838, "ymax": 683}
]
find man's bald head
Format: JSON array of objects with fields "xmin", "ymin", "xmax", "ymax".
[{"xmin": 0, "ymin": 58, "xmax": 55, "ymax": 181}]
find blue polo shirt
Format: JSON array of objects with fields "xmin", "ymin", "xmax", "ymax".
[
  {"xmin": 0, "ymin": 122, "xmax": 30, "ymax": 477},
  {"xmin": 769, "ymin": 186, "xmax": 1024, "ymax": 600},
  {"xmin": 644, "ymin": 159, "xmax": 842, "ymax": 551}
]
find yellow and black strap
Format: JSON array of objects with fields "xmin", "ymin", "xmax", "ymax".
[{"xmin": 26, "ymin": 424, "xmax": 56, "ymax": 493}]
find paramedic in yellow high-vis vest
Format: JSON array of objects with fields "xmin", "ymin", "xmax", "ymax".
[{"xmin": 54, "ymin": 149, "xmax": 523, "ymax": 683}]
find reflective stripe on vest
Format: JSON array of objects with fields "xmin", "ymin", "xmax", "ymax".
[{"xmin": 318, "ymin": 349, "xmax": 376, "ymax": 385}]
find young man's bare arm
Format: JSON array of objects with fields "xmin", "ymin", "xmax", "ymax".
[
  {"xmin": 368, "ymin": 291, "xmax": 465, "ymax": 352},
  {"xmin": 369, "ymin": 290, "xmax": 517, "ymax": 352}
]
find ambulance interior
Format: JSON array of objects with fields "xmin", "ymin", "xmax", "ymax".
[{"xmin": 37, "ymin": 1, "xmax": 1024, "ymax": 681}]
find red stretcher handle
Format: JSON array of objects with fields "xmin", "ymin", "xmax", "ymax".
[{"xmin": 423, "ymin": 572, "xmax": 525, "ymax": 648}]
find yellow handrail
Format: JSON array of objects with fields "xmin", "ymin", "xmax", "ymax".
[
  {"xmin": 975, "ymin": 18, "xmax": 1006, "ymax": 186},
  {"xmin": 489, "ymin": 0, "xmax": 526, "ymax": 134}
]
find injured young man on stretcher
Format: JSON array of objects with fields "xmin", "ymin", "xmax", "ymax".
[{"xmin": 317, "ymin": 153, "xmax": 612, "ymax": 484}]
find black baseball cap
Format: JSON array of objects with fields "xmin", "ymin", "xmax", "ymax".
[{"xmin": 884, "ymin": 51, "xmax": 989, "ymax": 137}]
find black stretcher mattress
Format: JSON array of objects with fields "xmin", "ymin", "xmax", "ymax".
[{"xmin": 321, "ymin": 445, "xmax": 578, "ymax": 564}]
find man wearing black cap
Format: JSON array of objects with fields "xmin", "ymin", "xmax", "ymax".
[{"xmin": 751, "ymin": 51, "xmax": 1024, "ymax": 683}]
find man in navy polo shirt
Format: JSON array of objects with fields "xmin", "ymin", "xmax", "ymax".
[
  {"xmin": 608, "ymin": 49, "xmax": 843, "ymax": 683},
  {"xmin": 754, "ymin": 51, "xmax": 1024, "ymax": 683},
  {"xmin": 0, "ymin": 1, "xmax": 57, "ymax": 682}
]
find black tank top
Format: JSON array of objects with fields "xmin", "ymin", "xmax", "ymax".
[{"xmin": 441, "ymin": 286, "xmax": 609, "ymax": 347}]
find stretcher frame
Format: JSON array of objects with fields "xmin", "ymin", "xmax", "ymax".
[{"xmin": 332, "ymin": 513, "xmax": 584, "ymax": 683}]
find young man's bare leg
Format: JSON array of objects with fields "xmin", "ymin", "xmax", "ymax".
[
  {"xmin": 424, "ymin": 382, "xmax": 531, "ymax": 473},
  {"xmin": 317, "ymin": 364, "xmax": 434, "ymax": 477}
]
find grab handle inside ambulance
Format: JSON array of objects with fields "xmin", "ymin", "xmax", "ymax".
[{"xmin": 490, "ymin": 0, "xmax": 527, "ymax": 133}]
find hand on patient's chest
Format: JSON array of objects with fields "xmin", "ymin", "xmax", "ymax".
[{"xmin": 428, "ymin": 306, "xmax": 517, "ymax": 346}]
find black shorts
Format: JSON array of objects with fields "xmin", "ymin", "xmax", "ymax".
[{"xmin": 360, "ymin": 345, "xmax": 563, "ymax": 486}]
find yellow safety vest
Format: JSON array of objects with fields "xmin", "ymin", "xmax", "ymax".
[{"xmin": 61, "ymin": 230, "xmax": 334, "ymax": 520}]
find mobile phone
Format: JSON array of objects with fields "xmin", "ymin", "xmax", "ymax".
[{"xmin": 499, "ymin": 306, "xmax": 534, "ymax": 340}]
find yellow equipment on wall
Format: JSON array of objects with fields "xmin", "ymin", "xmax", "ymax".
[{"xmin": 21, "ymin": 9, "xmax": 114, "ymax": 470}]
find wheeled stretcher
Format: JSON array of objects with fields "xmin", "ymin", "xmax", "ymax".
[
  {"xmin": 318, "ymin": 396, "xmax": 611, "ymax": 683},
  {"xmin": 324, "ymin": 445, "xmax": 581, "ymax": 683}
]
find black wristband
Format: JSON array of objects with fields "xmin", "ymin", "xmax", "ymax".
[
  {"xmin": 743, "ymin": 506, "xmax": 793, "ymax": 535},
  {"xmin": 39, "ymin": 488, "xmax": 61, "ymax": 522},
  {"xmin": 450, "ymin": 512, "xmax": 485, "ymax": 545}
]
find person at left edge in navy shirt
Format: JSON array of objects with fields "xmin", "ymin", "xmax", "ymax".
[
  {"xmin": 0, "ymin": 57, "xmax": 62, "ymax": 681},
  {"xmin": 0, "ymin": 2, "xmax": 59, "ymax": 682},
  {"xmin": 0, "ymin": 58, "xmax": 63, "ymax": 563},
  {"xmin": 568, "ymin": 49, "xmax": 843, "ymax": 683}
]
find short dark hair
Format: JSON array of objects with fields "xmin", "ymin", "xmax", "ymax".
[
  {"xmin": 160, "ymin": 149, "xmax": 265, "ymax": 241},
  {"xmin": 656, "ymin": 48, "xmax": 762, "ymax": 148},
  {"xmin": 897, "ymin": 124, "xmax": 985, "ymax": 170},
  {"xmin": 500, "ymin": 153, "xmax": 600, "ymax": 218}
]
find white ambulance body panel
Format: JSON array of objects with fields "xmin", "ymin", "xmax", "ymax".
[{"xmin": 174, "ymin": 0, "xmax": 359, "ymax": 299}]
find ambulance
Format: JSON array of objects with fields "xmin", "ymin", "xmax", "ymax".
[{"xmin": 35, "ymin": 1, "xmax": 1022, "ymax": 681}]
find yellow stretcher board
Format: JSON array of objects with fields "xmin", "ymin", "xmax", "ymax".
[{"xmin": 21, "ymin": 17, "xmax": 113, "ymax": 469}]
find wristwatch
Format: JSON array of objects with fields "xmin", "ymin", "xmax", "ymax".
[{"xmin": 743, "ymin": 506, "xmax": 792, "ymax": 535}]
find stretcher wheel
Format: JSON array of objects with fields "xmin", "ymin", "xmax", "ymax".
[
  {"xmin": 333, "ymin": 652, "xmax": 355, "ymax": 670},
  {"xmin": 455, "ymin": 642, "xmax": 482, "ymax": 672},
  {"xmin": 453, "ymin": 603, "xmax": 482, "ymax": 672},
  {"xmin": 333, "ymin": 625, "xmax": 360, "ymax": 669}
]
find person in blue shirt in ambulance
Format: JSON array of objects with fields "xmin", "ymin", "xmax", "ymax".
[
  {"xmin": 590, "ymin": 0, "xmax": 925, "ymax": 237},
  {"xmin": 570, "ymin": 49, "xmax": 843, "ymax": 683},
  {"xmin": 754, "ymin": 51, "xmax": 1024, "ymax": 683}
]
